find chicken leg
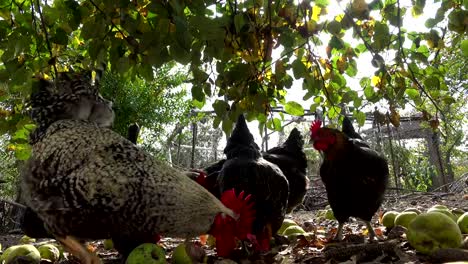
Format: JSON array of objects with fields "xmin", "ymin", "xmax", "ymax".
[
  {"xmin": 365, "ymin": 221, "xmax": 384, "ymax": 241},
  {"xmin": 55, "ymin": 236, "xmax": 101, "ymax": 264},
  {"xmin": 334, "ymin": 222, "xmax": 344, "ymax": 240}
]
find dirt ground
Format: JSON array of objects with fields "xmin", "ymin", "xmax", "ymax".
[{"xmin": 0, "ymin": 190, "xmax": 467, "ymax": 264}]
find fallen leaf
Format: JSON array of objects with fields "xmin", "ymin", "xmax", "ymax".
[{"xmin": 199, "ymin": 235, "xmax": 208, "ymax": 246}]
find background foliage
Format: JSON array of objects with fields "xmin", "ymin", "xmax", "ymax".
[{"xmin": 0, "ymin": 0, "xmax": 466, "ymax": 194}]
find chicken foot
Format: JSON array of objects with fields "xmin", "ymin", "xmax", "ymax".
[{"xmin": 55, "ymin": 236, "xmax": 101, "ymax": 264}]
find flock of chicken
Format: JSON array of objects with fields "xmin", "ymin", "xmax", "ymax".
[{"xmin": 19, "ymin": 69, "xmax": 389, "ymax": 264}]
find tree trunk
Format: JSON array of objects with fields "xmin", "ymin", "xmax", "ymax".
[
  {"xmin": 425, "ymin": 130, "xmax": 447, "ymax": 191},
  {"xmin": 164, "ymin": 123, "xmax": 185, "ymax": 167}
]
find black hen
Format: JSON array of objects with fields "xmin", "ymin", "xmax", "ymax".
[
  {"xmin": 217, "ymin": 114, "xmax": 289, "ymax": 251},
  {"xmin": 126, "ymin": 123, "xmax": 140, "ymax": 145},
  {"xmin": 261, "ymin": 128, "xmax": 308, "ymax": 213},
  {"xmin": 195, "ymin": 128, "xmax": 308, "ymax": 213},
  {"xmin": 310, "ymin": 119, "xmax": 389, "ymax": 241},
  {"xmin": 342, "ymin": 116, "xmax": 363, "ymax": 140}
]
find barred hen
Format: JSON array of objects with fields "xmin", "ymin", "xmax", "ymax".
[
  {"xmin": 310, "ymin": 119, "xmax": 389, "ymax": 240},
  {"xmin": 21, "ymin": 70, "xmax": 255, "ymax": 264},
  {"xmin": 216, "ymin": 114, "xmax": 289, "ymax": 252}
]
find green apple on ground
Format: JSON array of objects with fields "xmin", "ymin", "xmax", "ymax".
[
  {"xmin": 103, "ymin": 239, "xmax": 114, "ymax": 250},
  {"xmin": 457, "ymin": 212, "xmax": 468, "ymax": 234},
  {"xmin": 406, "ymin": 212, "xmax": 463, "ymax": 255},
  {"xmin": 126, "ymin": 243, "xmax": 166, "ymax": 264},
  {"xmin": 282, "ymin": 225, "xmax": 306, "ymax": 236},
  {"xmin": 171, "ymin": 244, "xmax": 191, "ymax": 264},
  {"xmin": 427, "ymin": 207, "xmax": 458, "ymax": 222},
  {"xmin": 394, "ymin": 212, "xmax": 418, "ymax": 228},
  {"xmin": 19, "ymin": 235, "xmax": 36, "ymax": 244},
  {"xmin": 403, "ymin": 208, "xmax": 421, "ymax": 214},
  {"xmin": 451, "ymin": 208, "xmax": 465, "ymax": 220},
  {"xmin": 278, "ymin": 219, "xmax": 298, "ymax": 234},
  {"xmin": 381, "ymin": 211, "xmax": 399, "ymax": 228},
  {"xmin": 430, "ymin": 205, "xmax": 449, "ymax": 210},
  {"xmin": 38, "ymin": 244, "xmax": 60, "ymax": 262},
  {"xmin": 0, "ymin": 245, "xmax": 41, "ymax": 264}
]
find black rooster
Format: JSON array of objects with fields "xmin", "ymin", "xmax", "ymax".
[{"xmin": 310, "ymin": 118, "xmax": 389, "ymax": 240}]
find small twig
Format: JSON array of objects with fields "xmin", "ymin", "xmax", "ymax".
[
  {"xmin": 0, "ymin": 199, "xmax": 27, "ymax": 209},
  {"xmin": 35, "ymin": 0, "xmax": 57, "ymax": 77},
  {"xmin": 430, "ymin": 248, "xmax": 468, "ymax": 262},
  {"xmin": 324, "ymin": 239, "xmax": 399, "ymax": 260}
]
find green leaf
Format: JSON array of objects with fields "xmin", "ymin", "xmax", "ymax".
[
  {"xmin": 423, "ymin": 76, "xmax": 440, "ymax": 90},
  {"xmin": 364, "ymin": 85, "xmax": 375, "ymax": 99},
  {"xmin": 461, "ymin": 39, "xmax": 468, "ymax": 56},
  {"xmin": 316, "ymin": 0, "xmax": 329, "ymax": 8},
  {"xmin": 284, "ymin": 101, "xmax": 304, "ymax": 116},
  {"xmin": 405, "ymin": 88, "xmax": 419, "ymax": 99},
  {"xmin": 212, "ymin": 100, "xmax": 230, "ymax": 116},
  {"xmin": 292, "ymin": 59, "xmax": 307, "ymax": 79},
  {"xmin": 346, "ymin": 60, "xmax": 358, "ymax": 77},
  {"xmin": 14, "ymin": 143, "xmax": 31, "ymax": 161},
  {"xmin": 51, "ymin": 27, "xmax": 68, "ymax": 45},
  {"xmin": 191, "ymin": 84, "xmax": 205, "ymax": 102},
  {"xmin": 267, "ymin": 117, "xmax": 282, "ymax": 131},
  {"xmin": 327, "ymin": 106, "xmax": 340, "ymax": 119},
  {"xmin": 354, "ymin": 111, "xmax": 366, "ymax": 126},
  {"xmin": 222, "ymin": 117, "xmax": 233, "ymax": 135},
  {"xmin": 192, "ymin": 67, "xmax": 209, "ymax": 82},
  {"xmin": 234, "ymin": 13, "xmax": 245, "ymax": 33}
]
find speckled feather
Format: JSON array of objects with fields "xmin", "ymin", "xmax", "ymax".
[
  {"xmin": 22, "ymin": 71, "xmax": 236, "ymax": 244},
  {"xmin": 22, "ymin": 119, "xmax": 234, "ymax": 240}
]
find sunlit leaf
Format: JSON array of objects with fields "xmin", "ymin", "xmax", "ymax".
[
  {"xmin": 354, "ymin": 111, "xmax": 366, "ymax": 126},
  {"xmin": 292, "ymin": 59, "xmax": 307, "ymax": 79},
  {"xmin": 267, "ymin": 117, "xmax": 282, "ymax": 131},
  {"xmin": 213, "ymin": 100, "xmax": 230, "ymax": 117},
  {"xmin": 284, "ymin": 101, "xmax": 304, "ymax": 116},
  {"xmin": 461, "ymin": 39, "xmax": 468, "ymax": 56}
]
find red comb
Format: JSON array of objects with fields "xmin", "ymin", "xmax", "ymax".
[
  {"xmin": 310, "ymin": 119, "xmax": 322, "ymax": 135},
  {"xmin": 220, "ymin": 190, "xmax": 255, "ymax": 234},
  {"xmin": 195, "ymin": 171, "xmax": 207, "ymax": 187}
]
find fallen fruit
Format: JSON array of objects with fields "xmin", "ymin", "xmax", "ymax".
[
  {"xmin": 394, "ymin": 211, "xmax": 418, "ymax": 228},
  {"xmin": 403, "ymin": 208, "xmax": 421, "ymax": 214},
  {"xmin": 457, "ymin": 212, "xmax": 468, "ymax": 234},
  {"xmin": 103, "ymin": 239, "xmax": 114, "ymax": 250},
  {"xmin": 282, "ymin": 225, "xmax": 306, "ymax": 236},
  {"xmin": 278, "ymin": 219, "xmax": 298, "ymax": 234},
  {"xmin": 430, "ymin": 204, "xmax": 449, "ymax": 210},
  {"xmin": 0, "ymin": 245, "xmax": 41, "ymax": 264},
  {"xmin": 406, "ymin": 212, "xmax": 463, "ymax": 255},
  {"xmin": 126, "ymin": 243, "xmax": 166, "ymax": 264},
  {"xmin": 427, "ymin": 208, "xmax": 458, "ymax": 222},
  {"xmin": 325, "ymin": 209, "xmax": 335, "ymax": 220},
  {"xmin": 171, "ymin": 244, "xmax": 191, "ymax": 264},
  {"xmin": 19, "ymin": 235, "xmax": 36, "ymax": 244},
  {"xmin": 381, "ymin": 211, "xmax": 399, "ymax": 228},
  {"xmin": 451, "ymin": 208, "xmax": 465, "ymax": 219},
  {"xmin": 37, "ymin": 244, "xmax": 60, "ymax": 262}
]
